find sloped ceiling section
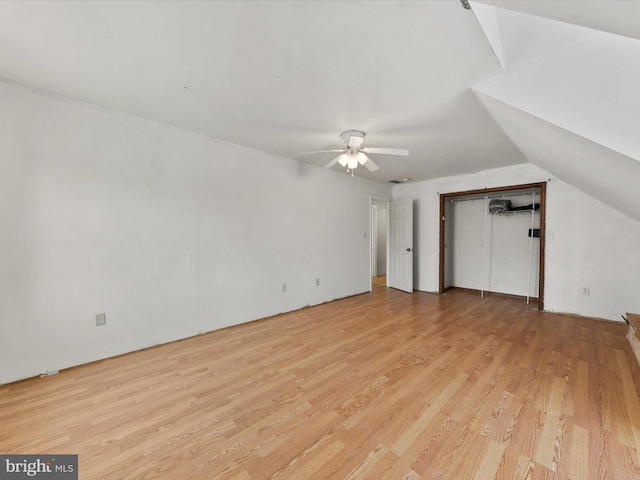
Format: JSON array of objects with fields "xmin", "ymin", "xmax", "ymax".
[
  {"xmin": 470, "ymin": 2, "xmax": 640, "ymax": 223},
  {"xmin": 476, "ymin": 0, "xmax": 640, "ymax": 42},
  {"xmin": 471, "ymin": 2, "xmax": 598, "ymax": 71},
  {"xmin": 476, "ymin": 93, "xmax": 640, "ymax": 223}
]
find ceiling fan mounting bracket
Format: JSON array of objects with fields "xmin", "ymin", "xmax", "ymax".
[{"xmin": 340, "ymin": 130, "xmax": 365, "ymax": 147}]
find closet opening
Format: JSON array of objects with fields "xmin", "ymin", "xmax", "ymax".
[{"xmin": 439, "ymin": 182, "xmax": 546, "ymax": 310}]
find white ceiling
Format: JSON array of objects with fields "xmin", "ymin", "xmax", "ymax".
[
  {"xmin": 0, "ymin": 0, "xmax": 523, "ymax": 182},
  {"xmin": 0, "ymin": 1, "xmax": 636, "ymax": 184}
]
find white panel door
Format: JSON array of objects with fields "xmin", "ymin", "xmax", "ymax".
[{"xmin": 388, "ymin": 196, "xmax": 413, "ymax": 293}]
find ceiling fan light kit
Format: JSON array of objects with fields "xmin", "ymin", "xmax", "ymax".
[{"xmin": 301, "ymin": 130, "xmax": 409, "ymax": 176}]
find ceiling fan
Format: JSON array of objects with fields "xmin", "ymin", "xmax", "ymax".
[{"xmin": 301, "ymin": 130, "xmax": 409, "ymax": 174}]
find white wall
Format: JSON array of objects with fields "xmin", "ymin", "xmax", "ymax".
[
  {"xmin": 0, "ymin": 80, "xmax": 391, "ymax": 385},
  {"xmin": 394, "ymin": 163, "xmax": 640, "ymax": 321}
]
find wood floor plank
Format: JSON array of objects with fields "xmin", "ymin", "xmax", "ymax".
[
  {"xmin": 473, "ymin": 439, "xmax": 507, "ymax": 480},
  {"xmin": 391, "ymin": 371, "xmax": 468, "ymax": 455},
  {"xmin": 570, "ymin": 423, "xmax": 589, "ymax": 480},
  {"xmin": 615, "ymin": 349, "xmax": 640, "ymax": 463},
  {"xmin": 339, "ymin": 443, "xmax": 387, "ymax": 480},
  {"xmin": 1, "ymin": 281, "xmax": 640, "ymax": 479},
  {"xmin": 496, "ymin": 450, "xmax": 536, "ymax": 480},
  {"xmin": 535, "ymin": 375, "xmax": 566, "ymax": 470}
]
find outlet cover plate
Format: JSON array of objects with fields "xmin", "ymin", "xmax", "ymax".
[{"xmin": 96, "ymin": 313, "xmax": 107, "ymax": 326}]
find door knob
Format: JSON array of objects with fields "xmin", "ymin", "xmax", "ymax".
[{"xmin": 406, "ymin": 247, "xmax": 413, "ymax": 252}]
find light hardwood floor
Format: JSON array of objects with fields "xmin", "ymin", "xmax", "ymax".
[{"xmin": 2, "ymin": 277, "xmax": 640, "ymax": 479}]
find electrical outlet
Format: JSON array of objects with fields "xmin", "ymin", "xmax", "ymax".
[
  {"xmin": 282, "ymin": 283, "xmax": 287, "ymax": 293},
  {"xmin": 316, "ymin": 278, "xmax": 320, "ymax": 286},
  {"xmin": 581, "ymin": 286, "xmax": 589, "ymax": 295},
  {"xmin": 95, "ymin": 313, "xmax": 106, "ymax": 326}
]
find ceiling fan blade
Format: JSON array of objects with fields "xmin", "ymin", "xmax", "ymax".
[
  {"xmin": 363, "ymin": 157, "xmax": 380, "ymax": 172},
  {"xmin": 361, "ymin": 147, "xmax": 409, "ymax": 156},
  {"xmin": 300, "ymin": 149, "xmax": 346, "ymax": 155},
  {"xmin": 323, "ymin": 155, "xmax": 342, "ymax": 169}
]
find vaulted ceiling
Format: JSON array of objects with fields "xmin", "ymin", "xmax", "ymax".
[
  {"xmin": 470, "ymin": 1, "xmax": 640, "ymax": 223},
  {"xmin": 0, "ymin": 1, "xmax": 638, "ymax": 220}
]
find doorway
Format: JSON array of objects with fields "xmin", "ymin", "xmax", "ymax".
[{"xmin": 370, "ymin": 196, "xmax": 391, "ymax": 292}]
